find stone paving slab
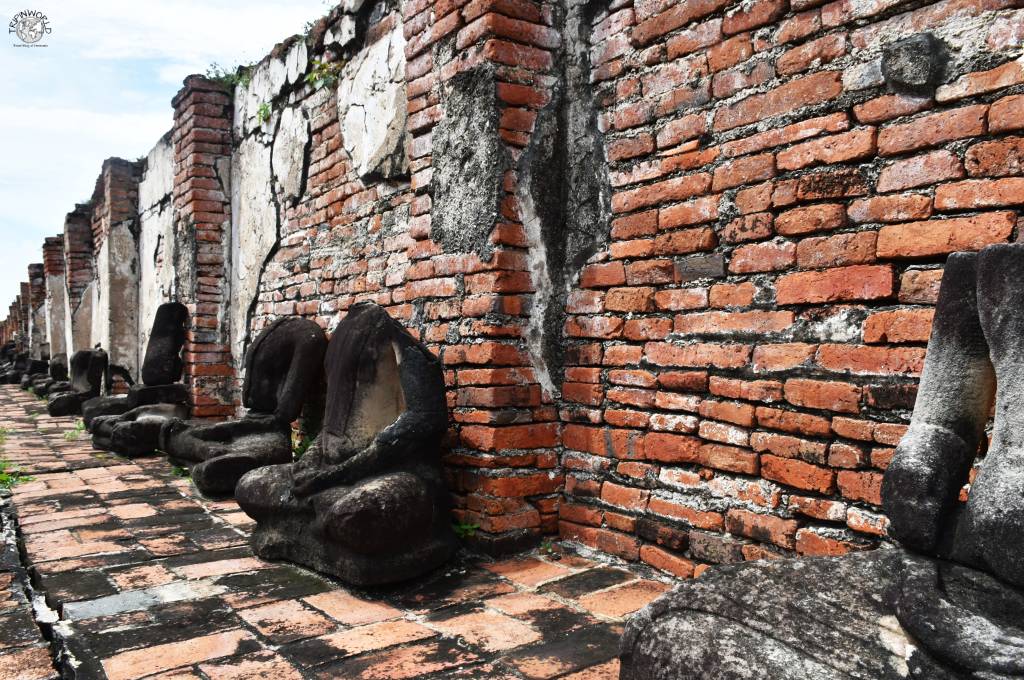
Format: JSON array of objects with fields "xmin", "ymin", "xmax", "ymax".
[{"xmin": 0, "ymin": 387, "xmax": 669, "ymax": 679}]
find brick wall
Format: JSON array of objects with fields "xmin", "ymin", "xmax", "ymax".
[
  {"xmin": 3, "ymin": 0, "xmax": 1023, "ymax": 569},
  {"xmin": 555, "ymin": 0, "xmax": 1024, "ymax": 574}
]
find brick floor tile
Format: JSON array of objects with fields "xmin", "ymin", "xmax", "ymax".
[
  {"xmin": 237, "ymin": 599, "xmax": 335, "ymax": 644},
  {"xmin": 199, "ymin": 650, "xmax": 304, "ymax": 680},
  {"xmin": 108, "ymin": 503, "xmax": 157, "ymax": 519},
  {"xmin": 560, "ymin": 659, "xmax": 621, "ymax": 679},
  {"xmin": 504, "ymin": 624, "xmax": 623, "ymax": 679},
  {"xmin": 101, "ymin": 629, "xmax": 256, "ymax": 680},
  {"xmin": 482, "ymin": 557, "xmax": 573, "ymax": 588},
  {"xmin": 485, "ymin": 592, "xmax": 563, "ymax": 616},
  {"xmin": 303, "ymin": 591, "xmax": 403, "ymax": 626},
  {"xmin": 0, "ymin": 646, "xmax": 58, "ymax": 680},
  {"xmin": 289, "ymin": 619, "xmax": 436, "ymax": 667},
  {"xmin": 430, "ymin": 609, "xmax": 542, "ymax": 652},
  {"xmin": 576, "ymin": 579, "xmax": 670, "ymax": 618},
  {"xmin": 108, "ymin": 564, "xmax": 177, "ymax": 591},
  {"xmin": 176, "ymin": 557, "xmax": 268, "ymax": 580},
  {"xmin": 312, "ymin": 638, "xmax": 481, "ymax": 679},
  {"xmin": 539, "ymin": 567, "xmax": 636, "ymax": 600}
]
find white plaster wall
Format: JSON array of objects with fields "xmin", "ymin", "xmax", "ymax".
[
  {"xmin": 137, "ymin": 136, "xmax": 175, "ymax": 370},
  {"xmin": 45, "ymin": 273, "xmax": 67, "ymax": 357},
  {"xmin": 106, "ymin": 221, "xmax": 140, "ymax": 378}
]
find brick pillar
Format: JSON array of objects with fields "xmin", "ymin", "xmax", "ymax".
[
  {"xmin": 27, "ymin": 263, "xmax": 46, "ymax": 359},
  {"xmin": 63, "ymin": 204, "xmax": 95, "ymax": 352},
  {"xmin": 90, "ymin": 158, "xmax": 142, "ymax": 382},
  {"xmin": 42, "ymin": 236, "xmax": 67, "ymax": 358},
  {"xmin": 18, "ymin": 284, "xmax": 29, "ymax": 352},
  {"xmin": 171, "ymin": 76, "xmax": 236, "ymax": 418}
]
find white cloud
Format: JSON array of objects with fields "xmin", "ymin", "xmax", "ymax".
[{"xmin": 0, "ymin": 0, "xmax": 330, "ymax": 312}]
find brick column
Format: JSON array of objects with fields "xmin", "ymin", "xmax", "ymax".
[
  {"xmin": 18, "ymin": 284, "xmax": 30, "ymax": 353},
  {"xmin": 90, "ymin": 158, "xmax": 142, "ymax": 382},
  {"xmin": 27, "ymin": 263, "xmax": 46, "ymax": 359},
  {"xmin": 171, "ymin": 76, "xmax": 236, "ymax": 419},
  {"xmin": 42, "ymin": 236, "xmax": 67, "ymax": 358},
  {"xmin": 63, "ymin": 204, "xmax": 95, "ymax": 352}
]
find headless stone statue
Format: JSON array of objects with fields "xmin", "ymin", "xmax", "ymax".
[
  {"xmin": 159, "ymin": 316, "xmax": 327, "ymax": 496},
  {"xmin": 88, "ymin": 303, "xmax": 190, "ymax": 455},
  {"xmin": 620, "ymin": 248, "xmax": 1024, "ymax": 680},
  {"xmin": 235, "ymin": 302, "xmax": 457, "ymax": 586},
  {"xmin": 46, "ymin": 349, "xmax": 107, "ymax": 417}
]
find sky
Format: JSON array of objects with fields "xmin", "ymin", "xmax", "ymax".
[{"xmin": 0, "ymin": 0, "xmax": 331, "ymax": 313}]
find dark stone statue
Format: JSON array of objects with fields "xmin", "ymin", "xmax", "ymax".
[
  {"xmin": 620, "ymin": 248, "xmax": 1024, "ymax": 680},
  {"xmin": 159, "ymin": 316, "xmax": 327, "ymax": 496},
  {"xmin": 46, "ymin": 349, "xmax": 107, "ymax": 417},
  {"xmin": 26, "ymin": 354, "xmax": 67, "ymax": 397},
  {"xmin": 1, "ymin": 351, "xmax": 28, "ymax": 384},
  {"xmin": 235, "ymin": 302, "xmax": 457, "ymax": 586},
  {"xmin": 87, "ymin": 303, "xmax": 190, "ymax": 454}
]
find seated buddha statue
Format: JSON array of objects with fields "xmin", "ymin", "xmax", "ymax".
[
  {"xmin": 158, "ymin": 316, "xmax": 327, "ymax": 496},
  {"xmin": 47, "ymin": 348, "xmax": 107, "ymax": 417},
  {"xmin": 620, "ymin": 248, "xmax": 1024, "ymax": 680},
  {"xmin": 235, "ymin": 302, "xmax": 457, "ymax": 586}
]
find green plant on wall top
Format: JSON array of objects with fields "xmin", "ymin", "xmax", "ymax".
[
  {"xmin": 257, "ymin": 101, "xmax": 272, "ymax": 125},
  {"xmin": 305, "ymin": 58, "xmax": 343, "ymax": 90},
  {"xmin": 205, "ymin": 61, "xmax": 254, "ymax": 89},
  {"xmin": 452, "ymin": 521, "xmax": 479, "ymax": 540}
]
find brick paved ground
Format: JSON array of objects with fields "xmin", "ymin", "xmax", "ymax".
[{"xmin": 0, "ymin": 386, "xmax": 670, "ymax": 679}]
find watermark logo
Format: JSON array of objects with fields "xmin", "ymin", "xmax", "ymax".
[{"xmin": 9, "ymin": 10, "xmax": 51, "ymax": 46}]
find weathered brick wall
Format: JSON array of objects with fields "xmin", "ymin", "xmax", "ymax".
[
  {"xmin": 4, "ymin": 0, "xmax": 1024, "ymax": 570},
  {"xmin": 556, "ymin": 0, "xmax": 1024, "ymax": 574},
  {"xmin": 62, "ymin": 204, "xmax": 96, "ymax": 353}
]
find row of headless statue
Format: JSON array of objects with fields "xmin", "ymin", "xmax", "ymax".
[
  {"xmin": 3, "ymin": 301, "xmax": 457, "ymax": 588},
  {"xmin": 2, "ymin": 246, "xmax": 1021, "ymax": 678}
]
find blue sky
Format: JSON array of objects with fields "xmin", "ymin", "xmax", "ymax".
[{"xmin": 0, "ymin": 0, "xmax": 330, "ymax": 311}]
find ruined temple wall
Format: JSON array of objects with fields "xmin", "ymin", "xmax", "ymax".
[
  {"xmin": 27, "ymin": 263, "xmax": 47, "ymax": 359},
  {"xmin": 137, "ymin": 134, "xmax": 176, "ymax": 371},
  {"xmin": 555, "ymin": 0, "xmax": 1024, "ymax": 575},
  {"xmin": 43, "ymin": 237, "xmax": 67, "ymax": 359}
]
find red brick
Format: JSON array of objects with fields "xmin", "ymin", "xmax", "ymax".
[
  {"xmin": 847, "ymin": 195, "xmax": 932, "ymax": 223},
  {"xmin": 674, "ymin": 310, "xmax": 794, "ymax": 335},
  {"xmin": 648, "ymin": 496, "xmax": 724, "ymax": 529},
  {"xmin": 580, "ymin": 261, "xmax": 626, "ymax": 288},
  {"xmin": 710, "ymin": 282, "xmax": 755, "ymax": 307},
  {"xmin": 990, "ymin": 94, "xmax": 1024, "ymax": 133},
  {"xmin": 965, "ymin": 137, "xmax": 1024, "ymax": 177},
  {"xmin": 795, "ymin": 529, "xmax": 867, "ymax": 556},
  {"xmin": 667, "ymin": 18, "xmax": 723, "ymax": 59},
  {"xmin": 876, "ymin": 212, "xmax": 1015, "ymax": 258},
  {"xmin": 790, "ymin": 495, "xmax": 847, "ymax": 521},
  {"xmin": 796, "ymin": 232, "xmax": 876, "ymax": 269},
  {"xmin": 777, "ymin": 33, "xmax": 846, "ymax": 75},
  {"xmin": 756, "ymin": 406, "xmax": 832, "ymax": 436},
  {"xmin": 776, "ymin": 128, "xmax": 876, "ymax": 171},
  {"xmin": 711, "ymin": 153, "xmax": 776, "ymax": 191},
  {"xmin": 609, "ymin": 134, "xmax": 656, "ymax": 162},
  {"xmin": 644, "ymin": 342, "xmax": 752, "ymax": 368},
  {"xmin": 639, "ymin": 544, "xmax": 696, "ymax": 577},
  {"xmin": 722, "ymin": 0, "xmax": 786, "ymax": 34},
  {"xmin": 852, "ymin": 94, "xmax": 931, "ymax": 124},
  {"xmin": 601, "ymin": 482, "xmax": 650, "ymax": 511},
  {"xmin": 761, "ymin": 454, "xmax": 835, "ymax": 493},
  {"xmin": 725, "ymin": 508, "xmax": 798, "ymax": 549},
  {"xmin": 612, "ymin": 174, "xmax": 711, "ymax": 213},
  {"xmin": 659, "ymin": 195, "xmax": 721, "ymax": 230},
  {"xmin": 707, "ymin": 32, "xmax": 751, "ymax": 71},
  {"xmin": 631, "ymin": 0, "xmax": 730, "ymax": 46},
  {"xmin": 750, "ymin": 431, "xmax": 827, "ymax": 463},
  {"xmin": 605, "ymin": 287, "xmax": 654, "ymax": 312},
  {"xmin": 936, "ymin": 178, "xmax": 1024, "ymax": 210},
  {"xmin": 863, "ymin": 309, "xmax": 933, "ymax": 344},
  {"xmin": 836, "ymin": 470, "xmax": 883, "ymax": 505},
  {"xmin": 653, "ymin": 288, "xmax": 708, "ymax": 310},
  {"xmin": 784, "ymin": 378, "xmax": 861, "ymax": 413},
  {"xmin": 709, "ymin": 377, "xmax": 783, "ymax": 404},
  {"xmin": 721, "ymin": 113, "xmax": 849, "ymax": 159},
  {"xmin": 829, "ymin": 441, "xmax": 867, "ymax": 468},
  {"xmin": 653, "ymin": 227, "xmax": 717, "ymax": 255},
  {"xmin": 876, "ymin": 150, "xmax": 964, "ymax": 192},
  {"xmin": 643, "ymin": 432, "xmax": 701, "ymax": 463},
  {"xmin": 752, "ymin": 343, "xmax": 817, "ymax": 372},
  {"xmin": 722, "ymin": 213, "xmax": 773, "ymax": 244},
  {"xmin": 936, "ymin": 59, "xmax": 1024, "ymax": 102},
  {"xmin": 715, "ymin": 72, "xmax": 843, "ymax": 131},
  {"xmin": 775, "ymin": 203, "xmax": 846, "ymax": 236},
  {"xmin": 877, "ymin": 105, "xmax": 988, "ymax": 155},
  {"xmin": 729, "ymin": 240, "xmax": 795, "ymax": 273},
  {"xmin": 775, "ymin": 265, "xmax": 893, "ymax": 305},
  {"xmin": 564, "ymin": 316, "xmax": 624, "ymax": 339}
]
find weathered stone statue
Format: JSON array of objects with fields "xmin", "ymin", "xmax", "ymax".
[
  {"xmin": 235, "ymin": 302, "xmax": 457, "ymax": 586},
  {"xmin": 87, "ymin": 303, "xmax": 190, "ymax": 455},
  {"xmin": 620, "ymin": 248, "xmax": 1024, "ymax": 680},
  {"xmin": 84, "ymin": 303, "xmax": 189, "ymax": 428},
  {"xmin": 46, "ymin": 349, "xmax": 107, "ymax": 417},
  {"xmin": 159, "ymin": 316, "xmax": 327, "ymax": 496},
  {"xmin": 27, "ymin": 354, "xmax": 68, "ymax": 397},
  {"xmin": 20, "ymin": 358, "xmax": 50, "ymax": 391}
]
